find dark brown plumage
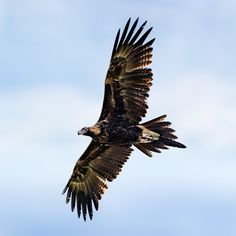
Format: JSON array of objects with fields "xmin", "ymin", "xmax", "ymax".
[{"xmin": 63, "ymin": 18, "xmax": 186, "ymax": 221}]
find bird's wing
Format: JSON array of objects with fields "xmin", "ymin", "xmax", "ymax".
[
  {"xmin": 99, "ymin": 18, "xmax": 155, "ymax": 124},
  {"xmin": 63, "ymin": 141, "xmax": 133, "ymax": 221}
]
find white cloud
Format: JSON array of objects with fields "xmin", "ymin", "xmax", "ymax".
[
  {"xmin": 148, "ymin": 73, "xmax": 236, "ymax": 149},
  {"xmin": 0, "ymin": 85, "xmax": 100, "ymax": 154}
]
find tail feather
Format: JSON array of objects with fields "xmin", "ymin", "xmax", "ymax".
[
  {"xmin": 134, "ymin": 143, "xmax": 153, "ymax": 157},
  {"xmin": 159, "ymin": 137, "xmax": 186, "ymax": 148},
  {"xmin": 135, "ymin": 115, "xmax": 186, "ymax": 157}
]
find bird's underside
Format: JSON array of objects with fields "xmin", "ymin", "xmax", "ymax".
[{"xmin": 63, "ymin": 18, "xmax": 186, "ymax": 221}]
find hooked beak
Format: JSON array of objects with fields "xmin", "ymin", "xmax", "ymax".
[{"xmin": 77, "ymin": 127, "xmax": 88, "ymax": 135}]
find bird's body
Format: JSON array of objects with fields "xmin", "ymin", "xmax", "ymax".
[
  {"xmin": 63, "ymin": 18, "xmax": 186, "ymax": 221},
  {"xmin": 81, "ymin": 120, "xmax": 140, "ymax": 145}
]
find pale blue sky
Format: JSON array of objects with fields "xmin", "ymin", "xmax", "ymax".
[{"xmin": 0, "ymin": 0, "xmax": 236, "ymax": 235}]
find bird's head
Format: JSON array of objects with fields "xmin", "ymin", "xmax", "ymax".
[
  {"xmin": 77, "ymin": 127, "xmax": 90, "ymax": 136},
  {"xmin": 77, "ymin": 124, "xmax": 101, "ymax": 138}
]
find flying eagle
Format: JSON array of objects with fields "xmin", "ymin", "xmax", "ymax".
[{"xmin": 63, "ymin": 18, "xmax": 186, "ymax": 221}]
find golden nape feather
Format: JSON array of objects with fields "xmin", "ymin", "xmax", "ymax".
[{"xmin": 63, "ymin": 18, "xmax": 186, "ymax": 221}]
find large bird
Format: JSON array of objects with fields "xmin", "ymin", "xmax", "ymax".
[{"xmin": 63, "ymin": 18, "xmax": 186, "ymax": 221}]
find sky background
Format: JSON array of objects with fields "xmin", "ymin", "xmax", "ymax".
[{"xmin": 0, "ymin": 0, "xmax": 236, "ymax": 235}]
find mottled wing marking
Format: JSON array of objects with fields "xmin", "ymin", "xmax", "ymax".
[
  {"xmin": 63, "ymin": 141, "xmax": 133, "ymax": 221},
  {"xmin": 99, "ymin": 18, "xmax": 155, "ymax": 123}
]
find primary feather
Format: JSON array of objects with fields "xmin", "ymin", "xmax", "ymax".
[{"xmin": 99, "ymin": 17, "xmax": 155, "ymax": 123}]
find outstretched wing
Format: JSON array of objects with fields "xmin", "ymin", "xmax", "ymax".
[
  {"xmin": 99, "ymin": 18, "xmax": 155, "ymax": 124},
  {"xmin": 63, "ymin": 141, "xmax": 133, "ymax": 221}
]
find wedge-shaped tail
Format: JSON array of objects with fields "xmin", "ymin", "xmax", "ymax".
[{"xmin": 134, "ymin": 115, "xmax": 186, "ymax": 157}]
